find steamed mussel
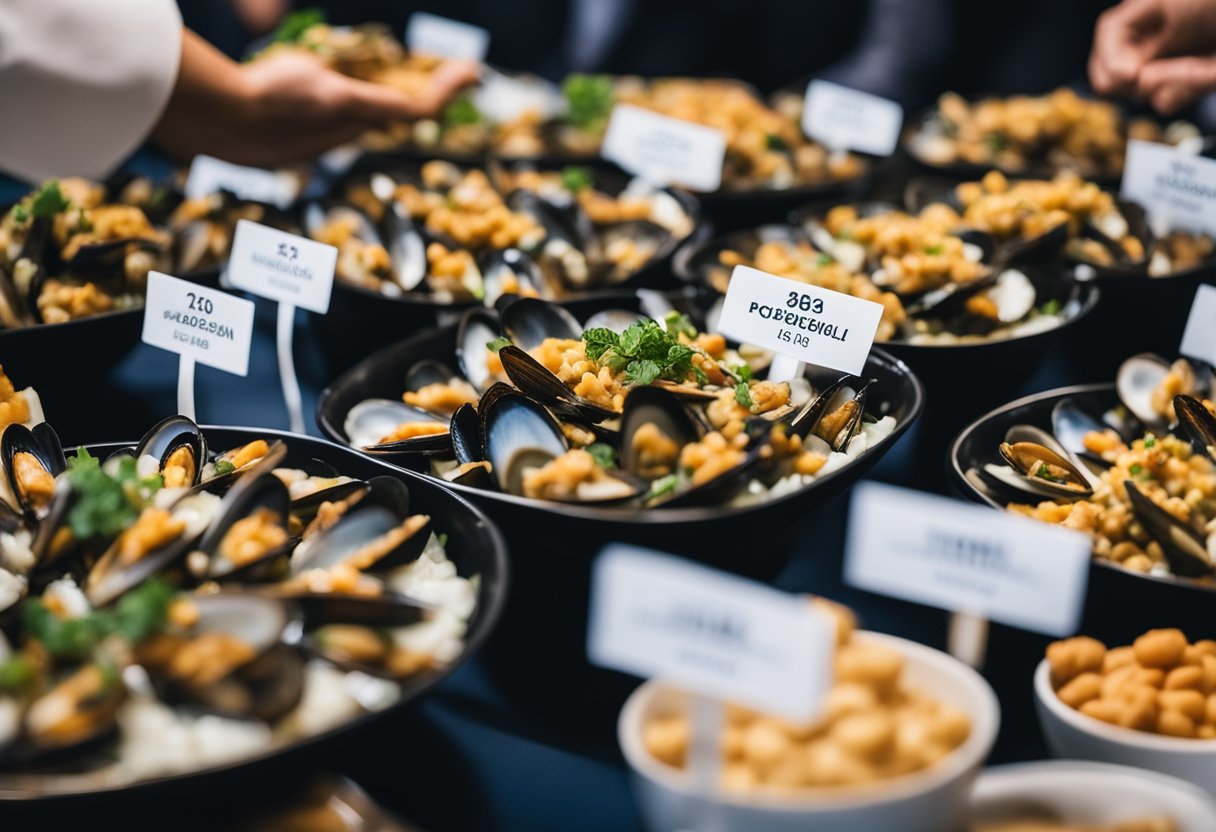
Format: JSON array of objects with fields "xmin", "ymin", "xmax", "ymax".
[
  {"xmin": 308, "ymin": 160, "xmax": 695, "ymax": 304},
  {"xmin": 342, "ymin": 297, "xmax": 900, "ymax": 510},
  {"xmin": 0, "ymin": 414, "xmax": 479, "ymax": 788},
  {"xmin": 970, "ymin": 353, "xmax": 1216, "ymax": 581}
]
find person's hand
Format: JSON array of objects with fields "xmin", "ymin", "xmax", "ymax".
[
  {"xmin": 1090, "ymin": 0, "xmax": 1216, "ymax": 112},
  {"xmin": 152, "ymin": 30, "xmax": 479, "ymax": 166}
]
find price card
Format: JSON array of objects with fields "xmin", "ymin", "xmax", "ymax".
[
  {"xmin": 473, "ymin": 70, "xmax": 563, "ymax": 124},
  {"xmin": 228, "ymin": 221, "xmax": 336, "ymax": 314},
  {"xmin": 1122, "ymin": 139, "xmax": 1216, "ymax": 236},
  {"xmin": 716, "ymin": 265, "xmax": 883, "ymax": 376},
  {"xmin": 602, "ymin": 104, "xmax": 727, "ymax": 192},
  {"xmin": 1180, "ymin": 284, "xmax": 1216, "ymax": 365},
  {"xmin": 588, "ymin": 545, "xmax": 835, "ymax": 722},
  {"xmin": 845, "ymin": 482, "xmax": 1091, "ymax": 637},
  {"xmin": 142, "ymin": 272, "xmax": 254, "ymax": 375},
  {"xmin": 184, "ymin": 155, "xmax": 299, "ymax": 209},
  {"xmin": 406, "ymin": 12, "xmax": 490, "ymax": 61},
  {"xmin": 803, "ymin": 80, "xmax": 903, "ymax": 156}
]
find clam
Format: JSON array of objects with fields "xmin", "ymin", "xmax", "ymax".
[
  {"xmin": 1124, "ymin": 480, "xmax": 1214, "ymax": 579},
  {"xmin": 1, "ymin": 422, "xmax": 66, "ymax": 521},
  {"xmin": 290, "ymin": 477, "xmax": 432, "ymax": 576},
  {"xmin": 141, "ymin": 592, "xmax": 305, "ymax": 723},
  {"xmin": 134, "ymin": 415, "xmax": 208, "ymax": 489}
]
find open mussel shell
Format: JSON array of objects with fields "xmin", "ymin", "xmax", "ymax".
[
  {"xmin": 499, "ymin": 296, "xmax": 582, "ymax": 351},
  {"xmin": 192, "ymin": 472, "xmax": 294, "ymax": 582},
  {"xmin": 498, "ymin": 345, "xmax": 618, "ymax": 423},
  {"xmin": 149, "ymin": 592, "xmax": 305, "ymax": 723},
  {"xmin": 658, "ymin": 419, "xmax": 770, "ymax": 509},
  {"xmin": 481, "ymin": 248, "xmax": 544, "ymax": 306},
  {"xmin": 290, "ymin": 476, "xmax": 432, "ymax": 575},
  {"xmin": 455, "ymin": 308, "xmax": 503, "ymax": 391},
  {"xmin": 1113, "ymin": 353, "xmax": 1209, "ymax": 428},
  {"xmin": 0, "ymin": 663, "xmax": 127, "ymax": 766},
  {"xmin": 594, "ymin": 220, "xmax": 676, "ymax": 285},
  {"xmin": 1066, "ymin": 200, "xmax": 1153, "ymax": 274},
  {"xmin": 618, "ymin": 386, "xmax": 703, "ymax": 481},
  {"xmin": 381, "ymin": 201, "xmax": 428, "ymax": 292},
  {"xmin": 191, "ymin": 438, "xmax": 289, "ymax": 497},
  {"xmin": 1, "ymin": 422, "xmax": 66, "ymax": 521},
  {"xmin": 983, "ymin": 438, "xmax": 1094, "ymax": 501},
  {"xmin": 1124, "ymin": 479, "xmax": 1215, "ymax": 579},
  {"xmin": 481, "ymin": 390, "xmax": 568, "ymax": 497},
  {"xmin": 135, "ymin": 415, "xmax": 207, "ymax": 489},
  {"xmin": 795, "ymin": 199, "xmax": 905, "ymax": 273},
  {"xmin": 1175, "ymin": 394, "xmax": 1216, "ymax": 461},
  {"xmin": 83, "ymin": 500, "xmax": 208, "ymax": 607},
  {"xmin": 344, "ymin": 399, "xmax": 451, "ymax": 457},
  {"xmin": 1051, "ymin": 398, "xmax": 1116, "ymax": 466},
  {"xmin": 787, "ymin": 377, "xmax": 871, "ymax": 452}
]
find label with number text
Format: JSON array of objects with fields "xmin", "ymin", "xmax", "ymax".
[
  {"xmin": 142, "ymin": 272, "xmax": 255, "ymax": 376},
  {"xmin": 803, "ymin": 80, "xmax": 903, "ymax": 156},
  {"xmin": 406, "ymin": 12, "xmax": 490, "ymax": 60},
  {"xmin": 228, "ymin": 221, "xmax": 336, "ymax": 313},
  {"xmin": 1181, "ymin": 283, "xmax": 1216, "ymax": 365},
  {"xmin": 602, "ymin": 104, "xmax": 726, "ymax": 191},
  {"xmin": 716, "ymin": 265, "xmax": 883, "ymax": 376},
  {"xmin": 184, "ymin": 155, "xmax": 299, "ymax": 209},
  {"xmin": 845, "ymin": 483, "xmax": 1090, "ymax": 636},
  {"xmin": 1122, "ymin": 139, "xmax": 1216, "ymax": 236},
  {"xmin": 588, "ymin": 546, "xmax": 835, "ymax": 722}
]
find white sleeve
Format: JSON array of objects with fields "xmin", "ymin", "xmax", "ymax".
[{"xmin": 0, "ymin": 0, "xmax": 183, "ymax": 183}]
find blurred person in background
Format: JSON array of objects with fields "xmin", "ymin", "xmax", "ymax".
[
  {"xmin": 0, "ymin": 0, "xmax": 476, "ymax": 184},
  {"xmin": 1090, "ymin": 0, "xmax": 1216, "ymax": 117},
  {"xmin": 178, "ymin": 0, "xmax": 290, "ymax": 57}
]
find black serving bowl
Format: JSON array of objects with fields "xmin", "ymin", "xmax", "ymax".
[
  {"xmin": 673, "ymin": 220, "xmax": 1101, "ymax": 490},
  {"xmin": 310, "ymin": 155, "xmax": 704, "ymax": 376},
  {"xmin": 1, "ymin": 307, "xmax": 144, "ymax": 398},
  {"xmin": 950, "ymin": 383, "xmax": 1216, "ymax": 644},
  {"xmin": 0, "ymin": 426, "xmax": 507, "ymax": 818},
  {"xmin": 316, "ymin": 295, "xmax": 923, "ymax": 743}
]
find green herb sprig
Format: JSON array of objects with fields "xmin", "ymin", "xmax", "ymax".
[
  {"xmin": 582, "ymin": 319, "xmax": 704, "ymax": 386},
  {"xmin": 563, "ymin": 74, "xmax": 615, "ymax": 131},
  {"xmin": 66, "ymin": 449, "xmax": 162, "ymax": 541}
]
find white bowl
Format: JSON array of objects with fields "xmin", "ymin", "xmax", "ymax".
[
  {"xmin": 1035, "ymin": 658, "xmax": 1216, "ymax": 794},
  {"xmin": 618, "ymin": 631, "xmax": 1000, "ymax": 832},
  {"xmin": 971, "ymin": 760, "xmax": 1216, "ymax": 831}
]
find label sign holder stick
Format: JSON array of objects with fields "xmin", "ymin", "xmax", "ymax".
[
  {"xmin": 176, "ymin": 355, "xmax": 197, "ymax": 421},
  {"xmin": 685, "ymin": 694, "xmax": 725, "ymax": 832},
  {"xmin": 275, "ymin": 303, "xmax": 305, "ymax": 433},
  {"xmin": 947, "ymin": 610, "xmax": 990, "ymax": 670}
]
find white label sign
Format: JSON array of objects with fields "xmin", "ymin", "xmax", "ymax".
[
  {"xmin": 716, "ymin": 265, "xmax": 883, "ymax": 376},
  {"xmin": 142, "ymin": 272, "xmax": 255, "ymax": 376},
  {"xmin": 184, "ymin": 155, "xmax": 299, "ymax": 209},
  {"xmin": 228, "ymin": 221, "xmax": 336, "ymax": 314},
  {"xmin": 602, "ymin": 104, "xmax": 726, "ymax": 192},
  {"xmin": 1122, "ymin": 139, "xmax": 1216, "ymax": 236},
  {"xmin": 803, "ymin": 80, "xmax": 903, "ymax": 156},
  {"xmin": 588, "ymin": 546, "xmax": 835, "ymax": 722},
  {"xmin": 845, "ymin": 483, "xmax": 1091, "ymax": 637},
  {"xmin": 406, "ymin": 13, "xmax": 490, "ymax": 61},
  {"xmin": 1181, "ymin": 283, "xmax": 1216, "ymax": 365}
]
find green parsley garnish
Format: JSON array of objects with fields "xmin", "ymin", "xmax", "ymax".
[
  {"xmin": 733, "ymin": 364, "xmax": 753, "ymax": 383},
  {"xmin": 1034, "ymin": 467, "xmax": 1066, "ymax": 483},
  {"xmin": 816, "ymin": 252, "xmax": 835, "ymax": 266},
  {"xmin": 11, "ymin": 204, "xmax": 28, "ymax": 224},
  {"xmin": 437, "ymin": 533, "xmax": 449, "ymax": 547},
  {"xmin": 764, "ymin": 133, "xmax": 789, "ymax": 152},
  {"xmin": 1039, "ymin": 299, "xmax": 1062, "ymax": 316},
  {"xmin": 649, "ymin": 473, "xmax": 680, "ymax": 500},
  {"xmin": 1143, "ymin": 435, "xmax": 1156, "ymax": 448},
  {"xmin": 587, "ymin": 443, "xmax": 617, "ymax": 469},
  {"xmin": 213, "ymin": 459, "xmax": 236, "ymax": 476},
  {"xmin": 560, "ymin": 166, "xmax": 595, "ymax": 193},
  {"xmin": 735, "ymin": 382, "xmax": 754, "ymax": 409},
  {"xmin": 985, "ymin": 132, "xmax": 1009, "ymax": 154},
  {"xmin": 23, "ymin": 578, "xmax": 175, "ymax": 660},
  {"xmin": 31, "ymin": 181, "xmax": 70, "ymax": 220},
  {"xmin": 66, "ymin": 448, "xmax": 162, "ymax": 541},
  {"xmin": 0, "ymin": 655, "xmax": 34, "ymax": 694},
  {"xmin": 923, "ymin": 244, "xmax": 944, "ymax": 255},
  {"xmin": 1129, "ymin": 463, "xmax": 1143, "ymax": 476},
  {"xmin": 563, "ymin": 73, "xmax": 615, "ymax": 131},
  {"xmin": 663, "ymin": 311, "xmax": 698, "ymax": 340},
  {"xmin": 442, "ymin": 94, "xmax": 482, "ymax": 129},
  {"xmin": 583, "ymin": 319, "xmax": 702, "ymax": 387},
  {"xmin": 486, "ymin": 336, "xmax": 512, "ymax": 353},
  {"xmin": 271, "ymin": 7, "xmax": 325, "ymax": 44}
]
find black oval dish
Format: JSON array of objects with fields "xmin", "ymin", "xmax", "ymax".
[
  {"xmin": 316, "ymin": 294, "xmax": 922, "ymax": 743},
  {"xmin": 0, "ymin": 426, "xmax": 507, "ymax": 821},
  {"xmin": 950, "ymin": 383, "xmax": 1216, "ymax": 643},
  {"xmin": 310, "ymin": 155, "xmax": 704, "ymax": 375}
]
